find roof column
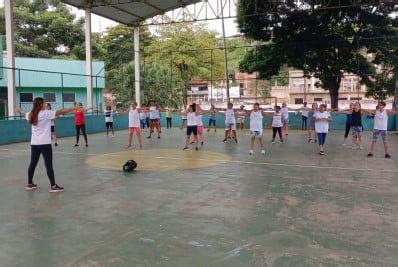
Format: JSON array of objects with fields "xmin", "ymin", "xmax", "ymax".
[
  {"xmin": 85, "ymin": 8, "xmax": 93, "ymax": 109},
  {"xmin": 134, "ymin": 26, "xmax": 141, "ymax": 107},
  {"xmin": 5, "ymin": 0, "xmax": 16, "ymax": 118}
]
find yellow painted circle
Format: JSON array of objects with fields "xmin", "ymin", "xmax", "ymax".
[{"xmin": 86, "ymin": 149, "xmax": 231, "ymax": 171}]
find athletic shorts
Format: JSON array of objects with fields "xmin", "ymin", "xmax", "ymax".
[
  {"xmin": 225, "ymin": 123, "xmax": 237, "ymax": 131},
  {"xmin": 372, "ymin": 130, "xmax": 387, "ymax": 142},
  {"xmin": 150, "ymin": 119, "xmax": 159, "ymax": 128},
  {"xmin": 129, "ymin": 127, "xmax": 141, "ymax": 134},
  {"xmin": 105, "ymin": 122, "xmax": 113, "ymax": 128},
  {"xmin": 351, "ymin": 126, "xmax": 362, "ymax": 137},
  {"xmin": 187, "ymin": 125, "xmax": 198, "ymax": 136},
  {"xmin": 197, "ymin": 125, "xmax": 204, "ymax": 134},
  {"xmin": 237, "ymin": 117, "xmax": 244, "ymax": 124},
  {"xmin": 250, "ymin": 130, "xmax": 263, "ymax": 138},
  {"xmin": 51, "ymin": 126, "xmax": 55, "ymax": 133},
  {"xmin": 282, "ymin": 118, "xmax": 289, "ymax": 126}
]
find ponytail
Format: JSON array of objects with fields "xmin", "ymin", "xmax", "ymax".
[{"xmin": 29, "ymin": 97, "xmax": 44, "ymax": 126}]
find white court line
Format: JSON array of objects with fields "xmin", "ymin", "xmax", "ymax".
[
  {"xmin": 0, "ymin": 148, "xmax": 97, "ymax": 156},
  {"xmin": 154, "ymin": 156, "xmax": 398, "ymax": 173}
]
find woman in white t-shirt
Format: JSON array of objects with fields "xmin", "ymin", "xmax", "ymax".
[
  {"xmin": 219, "ymin": 102, "xmax": 238, "ymax": 143},
  {"xmin": 271, "ymin": 105, "xmax": 284, "ymax": 143},
  {"xmin": 367, "ymin": 101, "xmax": 398, "ymax": 158},
  {"xmin": 313, "ymin": 104, "xmax": 332, "ymax": 155},
  {"xmin": 178, "ymin": 103, "xmax": 201, "ymax": 151},
  {"xmin": 300, "ymin": 102, "xmax": 310, "ymax": 130},
  {"xmin": 245, "ymin": 103, "xmax": 269, "ymax": 155},
  {"xmin": 16, "ymin": 97, "xmax": 75, "ymax": 192},
  {"xmin": 119, "ymin": 101, "xmax": 149, "ymax": 149}
]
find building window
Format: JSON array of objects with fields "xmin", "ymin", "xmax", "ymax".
[
  {"xmin": 314, "ymin": 98, "xmax": 323, "ymax": 102},
  {"xmin": 350, "ymin": 97, "xmax": 362, "ymax": 101},
  {"xmin": 338, "ymin": 97, "xmax": 348, "ymax": 100},
  {"xmin": 294, "ymin": 98, "xmax": 304, "ymax": 104},
  {"xmin": 62, "ymin": 93, "xmax": 75, "ymax": 103},
  {"xmin": 43, "ymin": 93, "xmax": 56, "ymax": 102},
  {"xmin": 20, "ymin": 93, "xmax": 33, "ymax": 103}
]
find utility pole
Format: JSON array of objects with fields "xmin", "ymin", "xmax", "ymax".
[{"xmin": 221, "ymin": 3, "xmax": 229, "ymax": 103}]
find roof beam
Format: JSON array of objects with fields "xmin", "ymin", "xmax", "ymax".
[{"xmin": 111, "ymin": 5, "xmax": 145, "ymax": 20}]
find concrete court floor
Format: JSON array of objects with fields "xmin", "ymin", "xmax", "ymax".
[{"xmin": 0, "ymin": 127, "xmax": 398, "ymax": 267}]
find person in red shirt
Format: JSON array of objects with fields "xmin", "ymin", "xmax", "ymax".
[{"xmin": 74, "ymin": 103, "xmax": 91, "ymax": 147}]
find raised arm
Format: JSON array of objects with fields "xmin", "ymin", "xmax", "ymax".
[
  {"xmin": 15, "ymin": 108, "xmax": 27, "ymax": 116},
  {"xmin": 55, "ymin": 107, "xmax": 76, "ymax": 117}
]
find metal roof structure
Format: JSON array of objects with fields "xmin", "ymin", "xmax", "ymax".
[{"xmin": 62, "ymin": 0, "xmax": 202, "ymax": 25}]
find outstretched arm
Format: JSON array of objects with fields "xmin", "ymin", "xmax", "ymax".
[
  {"xmin": 55, "ymin": 107, "xmax": 76, "ymax": 117},
  {"xmin": 15, "ymin": 108, "xmax": 27, "ymax": 116}
]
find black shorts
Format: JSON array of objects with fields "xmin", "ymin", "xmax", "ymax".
[
  {"xmin": 187, "ymin": 126, "xmax": 198, "ymax": 136},
  {"xmin": 51, "ymin": 126, "xmax": 55, "ymax": 133},
  {"xmin": 106, "ymin": 122, "xmax": 113, "ymax": 128}
]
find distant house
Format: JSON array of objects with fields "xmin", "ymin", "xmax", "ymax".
[{"xmin": 0, "ymin": 57, "xmax": 104, "ymax": 118}]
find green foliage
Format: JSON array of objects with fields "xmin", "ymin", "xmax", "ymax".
[
  {"xmin": 237, "ymin": 0, "xmax": 396, "ymax": 108},
  {"xmin": 0, "ymin": 0, "xmax": 85, "ymax": 58}
]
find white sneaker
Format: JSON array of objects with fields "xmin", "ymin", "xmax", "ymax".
[
  {"xmin": 342, "ymin": 143, "xmax": 346, "ymax": 146},
  {"xmin": 249, "ymin": 150, "xmax": 254, "ymax": 155},
  {"xmin": 261, "ymin": 150, "xmax": 265, "ymax": 155}
]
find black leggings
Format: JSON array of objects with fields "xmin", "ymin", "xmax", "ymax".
[
  {"xmin": 344, "ymin": 122, "xmax": 351, "ymax": 138},
  {"xmin": 302, "ymin": 116, "xmax": 308, "ymax": 130},
  {"xmin": 166, "ymin": 118, "xmax": 172, "ymax": 128},
  {"xmin": 28, "ymin": 144, "xmax": 55, "ymax": 186},
  {"xmin": 272, "ymin": 127, "xmax": 283, "ymax": 140},
  {"xmin": 76, "ymin": 124, "xmax": 88, "ymax": 144}
]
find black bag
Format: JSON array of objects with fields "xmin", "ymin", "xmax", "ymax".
[{"xmin": 122, "ymin": 160, "xmax": 137, "ymax": 172}]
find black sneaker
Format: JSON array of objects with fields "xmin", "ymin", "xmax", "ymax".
[
  {"xmin": 235, "ymin": 139, "xmax": 238, "ymax": 144},
  {"xmin": 157, "ymin": 136, "xmax": 160, "ymax": 139},
  {"xmin": 201, "ymin": 141, "xmax": 204, "ymax": 145},
  {"xmin": 54, "ymin": 142, "xmax": 58, "ymax": 147},
  {"xmin": 26, "ymin": 183, "xmax": 38, "ymax": 191},
  {"xmin": 195, "ymin": 147, "xmax": 198, "ymax": 151},
  {"xmin": 385, "ymin": 154, "xmax": 391, "ymax": 159},
  {"xmin": 222, "ymin": 138, "xmax": 227, "ymax": 143},
  {"xmin": 74, "ymin": 144, "xmax": 79, "ymax": 147},
  {"xmin": 182, "ymin": 146, "xmax": 188, "ymax": 150},
  {"xmin": 367, "ymin": 153, "xmax": 374, "ymax": 157},
  {"xmin": 85, "ymin": 144, "xmax": 88, "ymax": 147},
  {"xmin": 190, "ymin": 142, "xmax": 195, "ymax": 145},
  {"xmin": 49, "ymin": 184, "xmax": 64, "ymax": 193},
  {"xmin": 147, "ymin": 136, "xmax": 151, "ymax": 139},
  {"xmin": 307, "ymin": 139, "xmax": 312, "ymax": 143}
]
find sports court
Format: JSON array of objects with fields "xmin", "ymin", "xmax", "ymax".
[{"xmin": 1, "ymin": 129, "xmax": 398, "ymax": 266}]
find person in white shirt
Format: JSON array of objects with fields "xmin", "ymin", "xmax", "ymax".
[
  {"xmin": 313, "ymin": 104, "xmax": 332, "ymax": 155},
  {"xmin": 367, "ymin": 101, "xmax": 398, "ymax": 158},
  {"xmin": 178, "ymin": 103, "xmax": 201, "ymax": 151},
  {"xmin": 119, "ymin": 101, "xmax": 149, "ymax": 149},
  {"xmin": 280, "ymin": 102, "xmax": 291, "ymax": 136},
  {"xmin": 221, "ymin": 102, "xmax": 238, "ymax": 143},
  {"xmin": 104, "ymin": 105, "xmax": 114, "ymax": 137},
  {"xmin": 180, "ymin": 105, "xmax": 187, "ymax": 130},
  {"xmin": 300, "ymin": 102, "xmax": 309, "ymax": 130},
  {"xmin": 16, "ymin": 97, "xmax": 75, "ymax": 192},
  {"xmin": 45, "ymin": 103, "xmax": 58, "ymax": 146},
  {"xmin": 245, "ymin": 103, "xmax": 268, "ymax": 155},
  {"xmin": 147, "ymin": 101, "xmax": 164, "ymax": 139},
  {"xmin": 271, "ymin": 105, "xmax": 284, "ymax": 143}
]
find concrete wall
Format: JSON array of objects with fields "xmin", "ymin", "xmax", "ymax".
[{"xmin": 0, "ymin": 112, "xmax": 396, "ymax": 145}]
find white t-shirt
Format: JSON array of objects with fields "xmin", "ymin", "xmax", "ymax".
[
  {"xmin": 374, "ymin": 110, "xmax": 388, "ymax": 131},
  {"xmin": 196, "ymin": 114, "xmax": 203, "ymax": 127},
  {"xmin": 187, "ymin": 112, "xmax": 198, "ymax": 126},
  {"xmin": 139, "ymin": 111, "xmax": 146, "ymax": 120},
  {"xmin": 250, "ymin": 111, "xmax": 263, "ymax": 131},
  {"xmin": 225, "ymin": 109, "xmax": 236, "ymax": 124},
  {"xmin": 128, "ymin": 108, "xmax": 140, "ymax": 128},
  {"xmin": 25, "ymin": 110, "xmax": 56, "ymax": 145},
  {"xmin": 104, "ymin": 109, "xmax": 113, "ymax": 122},
  {"xmin": 272, "ymin": 112, "xmax": 283, "ymax": 127},
  {"xmin": 281, "ymin": 107, "xmax": 289, "ymax": 119},
  {"xmin": 301, "ymin": 107, "xmax": 309, "ymax": 117},
  {"xmin": 314, "ymin": 111, "xmax": 331, "ymax": 133},
  {"xmin": 149, "ymin": 106, "xmax": 160, "ymax": 119}
]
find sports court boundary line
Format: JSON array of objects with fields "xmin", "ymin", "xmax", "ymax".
[
  {"xmin": 154, "ymin": 156, "xmax": 398, "ymax": 173},
  {"xmin": 0, "ymin": 148, "xmax": 97, "ymax": 156}
]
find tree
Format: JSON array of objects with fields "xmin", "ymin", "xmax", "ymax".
[
  {"xmin": 144, "ymin": 22, "xmax": 225, "ymax": 102},
  {"xmin": 101, "ymin": 24, "xmax": 152, "ymax": 70},
  {"xmin": 237, "ymin": 0, "xmax": 396, "ymax": 108},
  {"xmin": 0, "ymin": 0, "xmax": 85, "ymax": 58}
]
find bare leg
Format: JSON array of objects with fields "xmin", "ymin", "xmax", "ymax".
[
  {"xmin": 250, "ymin": 137, "xmax": 255, "ymax": 150},
  {"xmin": 127, "ymin": 132, "xmax": 133, "ymax": 148},
  {"xmin": 383, "ymin": 142, "xmax": 389, "ymax": 155},
  {"xmin": 137, "ymin": 131, "xmax": 142, "ymax": 149},
  {"xmin": 259, "ymin": 137, "xmax": 264, "ymax": 150},
  {"xmin": 369, "ymin": 141, "xmax": 376, "ymax": 154}
]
